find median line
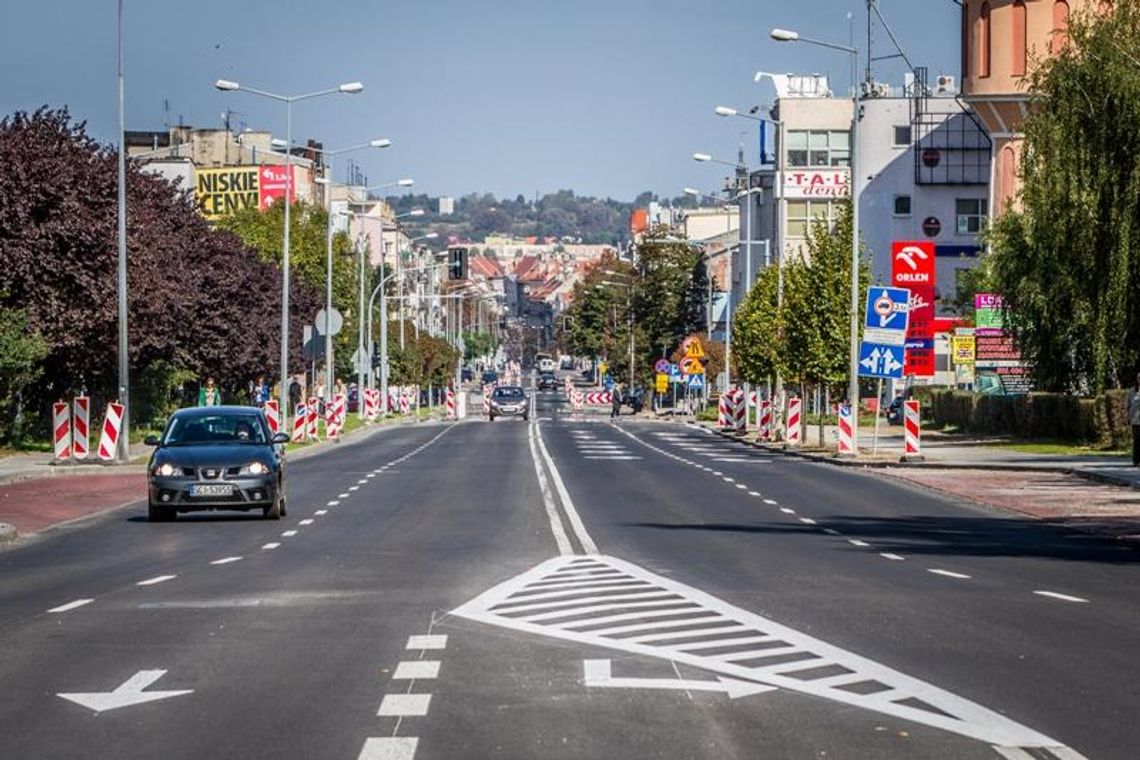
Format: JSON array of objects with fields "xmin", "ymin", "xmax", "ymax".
[
  {"xmin": 137, "ymin": 574, "xmax": 176, "ymax": 586},
  {"xmin": 48, "ymin": 598, "xmax": 94, "ymax": 613}
]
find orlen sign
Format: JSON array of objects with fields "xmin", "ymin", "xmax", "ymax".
[
  {"xmin": 194, "ymin": 165, "xmax": 297, "ymax": 221},
  {"xmin": 781, "ymin": 170, "xmax": 850, "ymax": 199},
  {"xmin": 891, "ymin": 241, "xmax": 936, "ymax": 287}
]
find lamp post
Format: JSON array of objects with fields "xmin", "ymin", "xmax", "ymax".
[
  {"xmin": 116, "ymin": 0, "xmax": 129, "ymax": 461},
  {"xmin": 770, "ymin": 25, "xmax": 861, "ymax": 445},
  {"xmin": 215, "ymin": 77, "xmax": 363, "ymax": 415},
  {"xmin": 393, "ymin": 207, "xmax": 426, "ymax": 350}
]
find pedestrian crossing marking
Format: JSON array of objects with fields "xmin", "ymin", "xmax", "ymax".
[{"xmin": 453, "ymin": 555, "xmax": 1063, "ymax": 748}]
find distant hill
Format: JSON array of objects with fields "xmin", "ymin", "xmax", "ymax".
[{"xmin": 380, "ymin": 190, "xmax": 699, "ymax": 248}]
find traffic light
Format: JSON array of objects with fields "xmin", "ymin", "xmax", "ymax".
[{"xmin": 448, "ymin": 246, "xmax": 468, "ymax": 280}]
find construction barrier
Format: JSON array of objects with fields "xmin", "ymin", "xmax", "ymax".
[
  {"xmin": 52, "ymin": 402, "xmax": 71, "ymax": 461},
  {"xmin": 757, "ymin": 400, "xmax": 772, "ymax": 441},
  {"xmin": 902, "ymin": 400, "xmax": 923, "ymax": 461},
  {"xmin": 785, "ymin": 397, "xmax": 802, "ymax": 448},
  {"xmin": 730, "ymin": 389, "xmax": 746, "ymax": 432},
  {"xmin": 717, "ymin": 394, "xmax": 731, "ymax": 429},
  {"xmin": 837, "ymin": 403, "xmax": 855, "ymax": 455},
  {"xmin": 571, "ymin": 390, "xmax": 584, "ymax": 410},
  {"xmin": 483, "ymin": 384, "xmax": 493, "ymax": 419},
  {"xmin": 292, "ymin": 403, "xmax": 307, "ymax": 443},
  {"xmin": 306, "ymin": 397, "xmax": 320, "ymax": 441},
  {"xmin": 445, "ymin": 388, "xmax": 456, "ymax": 420},
  {"xmin": 264, "ymin": 399, "xmax": 280, "ymax": 435},
  {"xmin": 73, "ymin": 396, "xmax": 90, "ymax": 460},
  {"xmin": 326, "ymin": 394, "xmax": 344, "ymax": 440},
  {"xmin": 399, "ymin": 390, "xmax": 410, "ymax": 416},
  {"xmin": 583, "ymin": 392, "xmax": 612, "ymax": 405},
  {"xmin": 97, "ymin": 402, "xmax": 125, "ymax": 461}
]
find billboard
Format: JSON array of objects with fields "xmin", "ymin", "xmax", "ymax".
[
  {"xmin": 194, "ymin": 165, "xmax": 297, "ymax": 221},
  {"xmin": 781, "ymin": 170, "xmax": 850, "ymax": 199}
]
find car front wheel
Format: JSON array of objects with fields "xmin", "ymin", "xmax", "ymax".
[{"xmin": 263, "ymin": 491, "xmax": 283, "ymax": 520}]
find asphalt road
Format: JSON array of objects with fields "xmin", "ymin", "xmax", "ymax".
[{"xmin": 0, "ymin": 379, "xmax": 1136, "ymax": 759}]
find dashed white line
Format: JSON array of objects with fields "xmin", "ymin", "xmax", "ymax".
[
  {"xmin": 299, "ymin": 519, "xmax": 314, "ymax": 526},
  {"xmin": 314, "ymin": 510, "xmax": 328, "ymax": 516},
  {"xmin": 338, "ymin": 493, "xmax": 350, "ymax": 498},
  {"xmin": 49, "ymin": 599, "xmax": 94, "ymax": 613},
  {"xmin": 378, "ymin": 693, "xmax": 431, "ymax": 716},
  {"xmin": 880, "ymin": 553, "xmax": 905, "ymax": 561},
  {"xmin": 823, "ymin": 528, "xmax": 840, "ymax": 535},
  {"xmin": 282, "ymin": 530, "xmax": 298, "ymax": 537},
  {"xmin": 799, "ymin": 517, "xmax": 817, "ymax": 525},
  {"xmin": 780, "ymin": 507, "xmax": 796, "ymax": 515},
  {"xmin": 210, "ymin": 556, "xmax": 243, "ymax": 565},
  {"xmin": 357, "ymin": 479, "xmax": 368, "ymax": 485},
  {"xmin": 928, "ymin": 569, "xmax": 972, "ymax": 580},
  {"xmin": 847, "ymin": 539, "xmax": 869, "ymax": 547},
  {"xmin": 748, "ymin": 491, "xmax": 762, "ymax": 497},
  {"xmin": 735, "ymin": 484, "xmax": 748, "ymax": 490},
  {"xmin": 393, "ymin": 661, "xmax": 441, "ymax": 680},
  {"xmin": 406, "ymin": 634, "xmax": 448, "ymax": 650},
  {"xmin": 349, "ymin": 486, "xmax": 360, "ymax": 492},
  {"xmin": 262, "ymin": 542, "xmax": 281, "ymax": 550},
  {"xmin": 1034, "ymin": 590, "xmax": 1088, "ymax": 604},
  {"xmin": 137, "ymin": 575, "xmax": 176, "ymax": 586},
  {"xmin": 327, "ymin": 500, "xmax": 340, "ymax": 506},
  {"xmin": 763, "ymin": 499, "xmax": 778, "ymax": 505},
  {"xmin": 722, "ymin": 477, "xmax": 735, "ymax": 483},
  {"xmin": 358, "ymin": 737, "xmax": 418, "ymax": 760}
]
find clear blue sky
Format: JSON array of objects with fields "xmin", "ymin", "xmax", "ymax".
[{"xmin": 1, "ymin": 1, "xmax": 960, "ymax": 202}]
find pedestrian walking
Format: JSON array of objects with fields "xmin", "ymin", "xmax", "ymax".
[
  {"xmin": 253, "ymin": 375, "xmax": 270, "ymax": 408},
  {"xmin": 610, "ymin": 382, "xmax": 623, "ymax": 419},
  {"xmin": 198, "ymin": 376, "xmax": 222, "ymax": 407},
  {"xmin": 1128, "ymin": 372, "xmax": 1140, "ymax": 467},
  {"xmin": 288, "ymin": 377, "xmax": 302, "ymax": 412}
]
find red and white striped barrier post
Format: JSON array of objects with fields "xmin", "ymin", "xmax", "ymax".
[
  {"xmin": 732, "ymin": 389, "xmax": 747, "ymax": 432},
  {"xmin": 571, "ymin": 389, "xmax": 584, "ymax": 410},
  {"xmin": 292, "ymin": 403, "xmax": 307, "ymax": 443},
  {"xmin": 785, "ymin": 397, "xmax": 802, "ymax": 448},
  {"xmin": 445, "ymin": 388, "xmax": 456, "ymax": 420},
  {"xmin": 326, "ymin": 395, "xmax": 342, "ymax": 440},
  {"xmin": 335, "ymin": 393, "xmax": 347, "ymax": 429},
  {"xmin": 72, "ymin": 396, "xmax": 90, "ymax": 460},
  {"xmin": 757, "ymin": 399, "xmax": 772, "ymax": 442},
  {"xmin": 717, "ymin": 393, "xmax": 731, "ymax": 429},
  {"xmin": 400, "ymin": 389, "xmax": 411, "ymax": 416},
  {"xmin": 264, "ymin": 399, "xmax": 280, "ymax": 436},
  {"xmin": 97, "ymin": 402, "xmax": 125, "ymax": 461},
  {"xmin": 52, "ymin": 402, "xmax": 72, "ymax": 461},
  {"xmin": 483, "ymin": 383, "xmax": 493, "ymax": 419},
  {"xmin": 902, "ymin": 400, "xmax": 924, "ymax": 462},
  {"xmin": 306, "ymin": 397, "xmax": 320, "ymax": 441},
  {"xmin": 836, "ymin": 403, "xmax": 855, "ymax": 456}
]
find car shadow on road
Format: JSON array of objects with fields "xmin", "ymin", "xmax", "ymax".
[
  {"xmin": 623, "ymin": 515, "xmax": 1140, "ymax": 565},
  {"xmin": 125, "ymin": 513, "xmax": 269, "ymax": 524}
]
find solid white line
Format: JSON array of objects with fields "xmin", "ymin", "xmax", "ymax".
[
  {"xmin": 1033, "ymin": 590, "xmax": 1089, "ymax": 604},
  {"xmin": 49, "ymin": 599, "xmax": 94, "ymax": 613},
  {"xmin": 928, "ymin": 569, "xmax": 972, "ymax": 580},
  {"xmin": 137, "ymin": 575, "xmax": 176, "ymax": 586},
  {"xmin": 535, "ymin": 424, "xmax": 600, "ymax": 555},
  {"xmin": 298, "ymin": 519, "xmax": 314, "ymax": 526},
  {"xmin": 393, "ymin": 661, "xmax": 441, "ymax": 680},
  {"xmin": 210, "ymin": 556, "xmax": 242, "ymax": 565},
  {"xmin": 527, "ymin": 423, "xmax": 574, "ymax": 556},
  {"xmin": 262, "ymin": 542, "xmax": 281, "ymax": 550},
  {"xmin": 880, "ymin": 553, "xmax": 905, "ymax": 561},
  {"xmin": 378, "ymin": 693, "xmax": 431, "ymax": 716},
  {"xmin": 847, "ymin": 539, "xmax": 869, "ymax": 547},
  {"xmin": 406, "ymin": 634, "xmax": 447, "ymax": 650},
  {"xmin": 282, "ymin": 530, "xmax": 298, "ymax": 537},
  {"xmin": 358, "ymin": 737, "xmax": 418, "ymax": 760},
  {"xmin": 583, "ymin": 456, "xmax": 641, "ymax": 460}
]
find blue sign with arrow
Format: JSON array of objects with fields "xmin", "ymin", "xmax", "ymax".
[
  {"xmin": 858, "ymin": 341, "xmax": 905, "ymax": 379},
  {"xmin": 862, "ymin": 287, "xmax": 910, "ymax": 346}
]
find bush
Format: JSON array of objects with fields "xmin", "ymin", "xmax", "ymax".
[{"xmin": 924, "ymin": 387, "xmax": 1127, "ymax": 446}]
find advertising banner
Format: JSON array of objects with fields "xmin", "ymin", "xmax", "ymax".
[
  {"xmin": 974, "ymin": 293, "xmax": 1005, "ymax": 335},
  {"xmin": 258, "ymin": 165, "xmax": 296, "ymax": 208},
  {"xmin": 195, "ymin": 167, "xmax": 260, "ymax": 220},
  {"xmin": 903, "ymin": 339, "xmax": 935, "ymax": 377},
  {"xmin": 951, "ymin": 335, "xmax": 976, "ymax": 365},
  {"xmin": 891, "ymin": 241, "xmax": 936, "ymax": 288},
  {"xmin": 781, "ymin": 170, "xmax": 851, "ymax": 199}
]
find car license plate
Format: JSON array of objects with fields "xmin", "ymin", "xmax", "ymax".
[{"xmin": 190, "ymin": 483, "xmax": 234, "ymax": 497}]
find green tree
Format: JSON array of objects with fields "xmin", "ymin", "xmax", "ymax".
[
  {"xmin": 987, "ymin": 3, "xmax": 1140, "ymax": 392},
  {"xmin": 0, "ymin": 307, "xmax": 50, "ymax": 442},
  {"xmin": 732, "ymin": 264, "xmax": 783, "ymax": 383}
]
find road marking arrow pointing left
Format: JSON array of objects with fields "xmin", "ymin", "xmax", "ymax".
[
  {"xmin": 58, "ymin": 670, "xmax": 193, "ymax": 713},
  {"xmin": 584, "ymin": 659, "xmax": 775, "ymax": 700}
]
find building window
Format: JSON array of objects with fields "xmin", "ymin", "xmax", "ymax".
[
  {"xmin": 1052, "ymin": 1, "xmax": 1071, "ymax": 55},
  {"xmin": 786, "ymin": 200, "xmax": 838, "ymax": 238},
  {"xmin": 893, "ymin": 125, "xmax": 912, "ymax": 146},
  {"xmin": 956, "ymin": 198, "xmax": 988, "ymax": 234},
  {"xmin": 893, "ymin": 195, "xmax": 912, "ymax": 217},
  {"xmin": 1012, "ymin": 1, "xmax": 1027, "ymax": 76},
  {"xmin": 786, "ymin": 130, "xmax": 851, "ymax": 168},
  {"xmin": 978, "ymin": 2, "xmax": 991, "ymax": 78}
]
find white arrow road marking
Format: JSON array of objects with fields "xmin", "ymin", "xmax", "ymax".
[
  {"xmin": 58, "ymin": 670, "xmax": 192, "ymax": 713},
  {"xmin": 583, "ymin": 659, "xmax": 774, "ymax": 700}
]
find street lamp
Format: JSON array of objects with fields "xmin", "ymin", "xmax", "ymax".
[
  {"xmin": 770, "ymin": 24, "xmax": 862, "ymax": 446},
  {"xmin": 215, "ymin": 76, "xmax": 363, "ymax": 416}
]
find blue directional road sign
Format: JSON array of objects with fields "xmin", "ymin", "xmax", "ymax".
[
  {"xmin": 862, "ymin": 287, "xmax": 910, "ymax": 346},
  {"xmin": 669, "ymin": 363, "xmax": 683, "ymax": 384},
  {"xmin": 858, "ymin": 341, "xmax": 905, "ymax": 379},
  {"xmin": 687, "ymin": 373, "xmax": 705, "ymax": 389}
]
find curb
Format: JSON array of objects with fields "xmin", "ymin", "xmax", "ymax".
[
  {"xmin": 0, "ymin": 461, "xmax": 148, "ymax": 487},
  {"xmin": 687, "ymin": 422, "xmax": 1140, "ymax": 491},
  {"xmin": 0, "ymin": 522, "xmax": 15, "ymax": 543}
]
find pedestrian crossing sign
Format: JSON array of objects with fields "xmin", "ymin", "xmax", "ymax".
[{"xmin": 687, "ymin": 374, "xmax": 705, "ymax": 389}]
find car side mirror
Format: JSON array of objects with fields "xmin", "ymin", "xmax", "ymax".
[
  {"xmin": 271, "ymin": 432, "xmax": 290, "ymax": 444},
  {"xmin": 144, "ymin": 435, "xmax": 160, "ymax": 446}
]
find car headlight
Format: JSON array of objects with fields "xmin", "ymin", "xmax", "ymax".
[
  {"xmin": 153, "ymin": 462, "xmax": 177, "ymax": 477},
  {"xmin": 241, "ymin": 461, "xmax": 269, "ymax": 475}
]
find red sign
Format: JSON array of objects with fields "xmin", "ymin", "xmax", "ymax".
[
  {"xmin": 904, "ymin": 340, "xmax": 935, "ymax": 376},
  {"xmin": 906, "ymin": 285, "xmax": 936, "ymax": 340},
  {"xmin": 891, "ymin": 240, "xmax": 936, "ymax": 288},
  {"xmin": 258, "ymin": 165, "xmax": 296, "ymax": 209}
]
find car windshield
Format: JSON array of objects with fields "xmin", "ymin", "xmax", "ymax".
[
  {"xmin": 164, "ymin": 414, "xmax": 267, "ymax": 445},
  {"xmin": 493, "ymin": 387, "xmax": 525, "ymax": 399}
]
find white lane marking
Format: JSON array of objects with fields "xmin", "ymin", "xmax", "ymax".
[
  {"xmin": 49, "ymin": 599, "xmax": 94, "ymax": 613},
  {"xmin": 847, "ymin": 539, "xmax": 869, "ymax": 547},
  {"xmin": 327, "ymin": 500, "xmax": 340, "ymax": 506},
  {"xmin": 454, "ymin": 555, "xmax": 1062, "ymax": 747},
  {"xmin": 823, "ymin": 528, "xmax": 840, "ymax": 535},
  {"xmin": 722, "ymin": 477, "xmax": 735, "ymax": 483},
  {"xmin": 298, "ymin": 519, "xmax": 314, "ymax": 526},
  {"xmin": 928, "ymin": 569, "xmax": 972, "ymax": 580},
  {"xmin": 393, "ymin": 661, "xmax": 441, "ymax": 680},
  {"xmin": 527, "ymin": 422, "xmax": 574, "ymax": 556},
  {"xmin": 992, "ymin": 747, "xmax": 1036, "ymax": 760},
  {"xmin": 1034, "ymin": 591, "xmax": 1089, "ymax": 604},
  {"xmin": 137, "ymin": 575, "xmax": 176, "ymax": 586},
  {"xmin": 735, "ymin": 484, "xmax": 748, "ymax": 490},
  {"xmin": 763, "ymin": 499, "xmax": 778, "ymax": 505},
  {"xmin": 583, "ymin": 658, "xmax": 774, "ymax": 699},
  {"xmin": 712, "ymin": 458, "xmax": 767, "ymax": 463},
  {"xmin": 349, "ymin": 486, "xmax": 360, "ymax": 492},
  {"xmin": 378, "ymin": 693, "xmax": 431, "ymax": 716},
  {"xmin": 210, "ymin": 556, "xmax": 242, "ymax": 565},
  {"xmin": 357, "ymin": 479, "xmax": 368, "ymax": 485},
  {"xmin": 748, "ymin": 491, "xmax": 762, "ymax": 497},
  {"xmin": 535, "ymin": 423, "xmax": 600, "ymax": 554},
  {"xmin": 799, "ymin": 517, "xmax": 817, "ymax": 525},
  {"xmin": 880, "ymin": 553, "xmax": 905, "ymax": 561},
  {"xmin": 583, "ymin": 456, "xmax": 642, "ymax": 460},
  {"xmin": 358, "ymin": 737, "xmax": 419, "ymax": 760},
  {"xmin": 262, "ymin": 542, "xmax": 281, "ymax": 550},
  {"xmin": 406, "ymin": 634, "xmax": 447, "ymax": 650},
  {"xmin": 338, "ymin": 493, "xmax": 350, "ymax": 498},
  {"xmin": 314, "ymin": 510, "xmax": 328, "ymax": 516},
  {"xmin": 366, "ymin": 474, "xmax": 376, "ymax": 479},
  {"xmin": 712, "ymin": 471, "xmax": 723, "ymax": 476},
  {"xmin": 281, "ymin": 530, "xmax": 298, "ymax": 537}
]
